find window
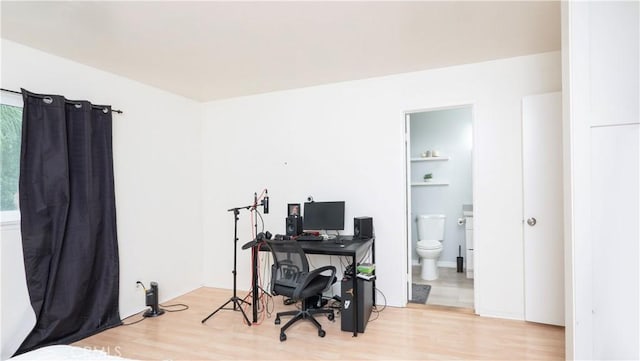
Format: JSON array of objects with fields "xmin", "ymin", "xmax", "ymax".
[{"xmin": 1, "ymin": 93, "xmax": 23, "ymax": 225}]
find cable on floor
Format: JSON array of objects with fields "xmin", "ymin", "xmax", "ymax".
[
  {"xmin": 159, "ymin": 303, "xmax": 189, "ymax": 312},
  {"xmin": 121, "ymin": 311, "xmax": 147, "ymax": 326},
  {"xmin": 369, "ymin": 287, "xmax": 387, "ymax": 322}
]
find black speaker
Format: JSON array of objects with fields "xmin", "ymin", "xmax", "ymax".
[
  {"xmin": 286, "ymin": 216, "xmax": 303, "ymax": 236},
  {"xmin": 354, "ymin": 217, "xmax": 373, "ymax": 239}
]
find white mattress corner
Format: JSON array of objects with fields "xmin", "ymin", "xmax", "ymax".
[{"xmin": 9, "ymin": 345, "xmax": 131, "ymax": 360}]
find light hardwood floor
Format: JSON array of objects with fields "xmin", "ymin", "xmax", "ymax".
[{"xmin": 74, "ymin": 287, "xmax": 564, "ymax": 360}]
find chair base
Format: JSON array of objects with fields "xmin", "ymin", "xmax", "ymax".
[{"xmin": 275, "ymin": 299, "xmax": 334, "ymax": 341}]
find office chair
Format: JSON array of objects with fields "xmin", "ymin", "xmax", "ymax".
[{"xmin": 265, "ymin": 239, "xmax": 336, "ymax": 341}]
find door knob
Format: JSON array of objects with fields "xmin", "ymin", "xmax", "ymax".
[{"xmin": 527, "ymin": 217, "xmax": 537, "ymax": 226}]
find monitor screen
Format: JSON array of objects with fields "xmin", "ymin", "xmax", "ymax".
[{"xmin": 303, "ymin": 201, "xmax": 345, "ymax": 231}]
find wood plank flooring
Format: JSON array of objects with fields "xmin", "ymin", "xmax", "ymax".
[{"xmin": 73, "ymin": 287, "xmax": 564, "ymax": 360}]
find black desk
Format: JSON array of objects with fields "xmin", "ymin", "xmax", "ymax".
[{"xmin": 253, "ymin": 236, "xmax": 375, "ymax": 337}]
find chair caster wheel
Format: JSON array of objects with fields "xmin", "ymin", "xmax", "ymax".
[
  {"xmin": 280, "ymin": 333, "xmax": 287, "ymax": 342},
  {"xmin": 275, "ymin": 317, "xmax": 280, "ymax": 325},
  {"xmin": 318, "ymin": 329, "xmax": 326, "ymax": 338},
  {"xmin": 327, "ymin": 313, "xmax": 335, "ymax": 321}
]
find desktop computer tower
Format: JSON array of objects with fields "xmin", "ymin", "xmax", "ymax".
[{"xmin": 340, "ymin": 277, "xmax": 373, "ymax": 333}]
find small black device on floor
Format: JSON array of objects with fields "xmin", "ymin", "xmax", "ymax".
[{"xmin": 143, "ymin": 281, "xmax": 165, "ymax": 317}]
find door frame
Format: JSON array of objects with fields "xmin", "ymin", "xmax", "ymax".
[{"xmin": 403, "ymin": 102, "xmax": 478, "ymax": 310}]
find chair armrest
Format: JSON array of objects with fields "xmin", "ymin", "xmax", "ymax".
[{"xmin": 292, "ymin": 265, "xmax": 336, "ymax": 300}]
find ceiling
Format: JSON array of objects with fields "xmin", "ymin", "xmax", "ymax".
[{"xmin": 1, "ymin": 1, "xmax": 560, "ymax": 102}]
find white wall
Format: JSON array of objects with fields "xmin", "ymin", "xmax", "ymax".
[
  {"xmin": 201, "ymin": 52, "xmax": 561, "ymax": 314},
  {"xmin": 563, "ymin": 2, "xmax": 639, "ymax": 359},
  {"xmin": 409, "ymin": 107, "xmax": 473, "ymax": 265},
  {"xmin": 0, "ymin": 39, "xmax": 203, "ymax": 359}
]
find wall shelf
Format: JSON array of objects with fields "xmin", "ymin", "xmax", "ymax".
[
  {"xmin": 411, "ymin": 181, "xmax": 450, "ymax": 186},
  {"xmin": 410, "ymin": 156, "xmax": 449, "ymax": 162}
]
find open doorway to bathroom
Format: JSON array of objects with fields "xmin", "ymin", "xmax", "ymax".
[{"xmin": 405, "ymin": 105, "xmax": 474, "ymax": 310}]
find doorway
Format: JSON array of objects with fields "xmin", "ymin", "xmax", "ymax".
[{"xmin": 405, "ymin": 105, "xmax": 475, "ymax": 309}]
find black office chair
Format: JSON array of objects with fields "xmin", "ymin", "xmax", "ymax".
[{"xmin": 266, "ymin": 239, "xmax": 336, "ymax": 341}]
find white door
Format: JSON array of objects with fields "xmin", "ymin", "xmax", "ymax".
[{"xmin": 522, "ymin": 92, "xmax": 564, "ymax": 326}]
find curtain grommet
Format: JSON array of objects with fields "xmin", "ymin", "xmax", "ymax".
[{"xmin": 43, "ymin": 96, "xmax": 53, "ymax": 104}]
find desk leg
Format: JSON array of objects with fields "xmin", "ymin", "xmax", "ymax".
[
  {"xmin": 252, "ymin": 246, "xmax": 259, "ymax": 323},
  {"xmin": 352, "ymin": 254, "xmax": 358, "ymax": 337},
  {"xmin": 372, "ymin": 239, "xmax": 376, "ymax": 306}
]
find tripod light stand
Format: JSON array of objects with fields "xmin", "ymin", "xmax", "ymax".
[{"xmin": 201, "ymin": 207, "xmax": 252, "ymax": 326}]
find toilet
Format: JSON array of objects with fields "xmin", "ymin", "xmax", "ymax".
[{"xmin": 416, "ymin": 214, "xmax": 446, "ymax": 281}]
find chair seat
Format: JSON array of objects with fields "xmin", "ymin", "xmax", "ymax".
[{"xmin": 273, "ymin": 275, "xmax": 334, "ymax": 299}]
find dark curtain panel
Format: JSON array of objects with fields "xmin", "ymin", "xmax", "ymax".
[{"xmin": 16, "ymin": 90, "xmax": 121, "ymax": 355}]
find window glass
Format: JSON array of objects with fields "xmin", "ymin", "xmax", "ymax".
[{"xmin": 1, "ymin": 95, "xmax": 23, "ymax": 222}]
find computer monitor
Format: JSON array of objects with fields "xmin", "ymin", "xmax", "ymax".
[{"xmin": 303, "ymin": 201, "xmax": 345, "ymax": 231}]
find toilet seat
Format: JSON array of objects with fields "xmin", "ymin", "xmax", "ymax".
[{"xmin": 417, "ymin": 240, "xmax": 442, "ymax": 250}]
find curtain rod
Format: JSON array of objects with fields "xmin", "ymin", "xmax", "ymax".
[{"xmin": 1, "ymin": 88, "xmax": 123, "ymax": 114}]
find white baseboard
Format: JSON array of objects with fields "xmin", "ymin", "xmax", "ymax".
[{"xmin": 476, "ymin": 310, "xmax": 524, "ymax": 321}]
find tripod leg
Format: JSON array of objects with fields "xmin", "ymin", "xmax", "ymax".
[
  {"xmin": 201, "ymin": 298, "xmax": 234, "ymax": 323},
  {"xmin": 201, "ymin": 297, "xmax": 253, "ymax": 325},
  {"xmin": 231, "ymin": 296, "xmax": 251, "ymax": 310},
  {"xmin": 257, "ymin": 286, "xmax": 273, "ymax": 299},
  {"xmin": 232, "ymin": 298, "xmax": 252, "ymax": 326},
  {"xmin": 236, "ymin": 296, "xmax": 251, "ymax": 306}
]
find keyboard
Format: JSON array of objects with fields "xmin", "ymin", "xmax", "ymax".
[{"xmin": 296, "ymin": 235, "xmax": 324, "ymax": 241}]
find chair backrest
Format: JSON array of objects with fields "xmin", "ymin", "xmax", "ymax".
[{"xmin": 266, "ymin": 240, "xmax": 310, "ymax": 290}]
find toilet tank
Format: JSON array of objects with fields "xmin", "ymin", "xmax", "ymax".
[{"xmin": 416, "ymin": 214, "xmax": 446, "ymax": 241}]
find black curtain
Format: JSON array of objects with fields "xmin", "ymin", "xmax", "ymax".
[{"xmin": 16, "ymin": 90, "xmax": 121, "ymax": 355}]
